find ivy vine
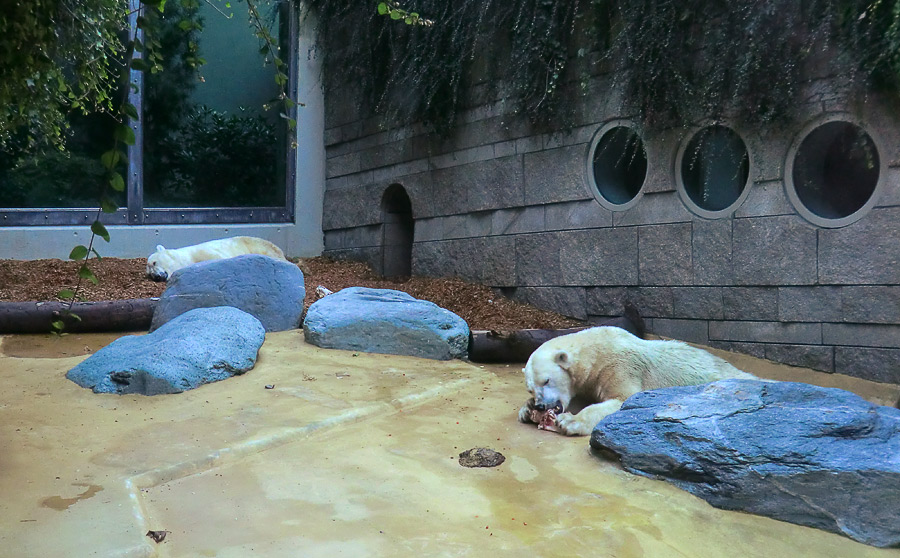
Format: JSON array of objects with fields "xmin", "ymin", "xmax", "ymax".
[{"xmin": 306, "ymin": 0, "xmax": 900, "ymax": 132}]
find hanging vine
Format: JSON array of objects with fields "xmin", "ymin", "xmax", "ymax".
[{"xmin": 305, "ymin": 0, "xmax": 900, "ymax": 132}]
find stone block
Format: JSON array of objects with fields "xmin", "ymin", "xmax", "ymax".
[
  {"xmin": 324, "ymin": 229, "xmax": 344, "ymax": 251},
  {"xmin": 823, "ymin": 323, "xmax": 900, "ymax": 349},
  {"xmin": 732, "ymin": 216, "xmax": 817, "ymax": 285},
  {"xmin": 481, "ymin": 236, "xmax": 517, "ymax": 287},
  {"xmin": 778, "ymin": 286, "xmax": 843, "ymax": 322},
  {"xmin": 639, "ymin": 223, "xmax": 693, "ymax": 286},
  {"xmin": 746, "ymin": 128, "xmax": 790, "ymax": 182},
  {"xmin": 411, "ymin": 241, "xmax": 445, "ymax": 278},
  {"xmin": 734, "ymin": 181, "xmax": 795, "ymax": 218},
  {"xmin": 515, "ymin": 232, "xmax": 563, "ymax": 287},
  {"xmin": 523, "ymin": 145, "xmax": 592, "ymax": 205},
  {"xmin": 492, "ymin": 206, "xmax": 546, "ymax": 236},
  {"xmin": 765, "ymin": 344, "xmax": 834, "ymax": 372},
  {"xmin": 344, "ymin": 224, "xmax": 381, "ymax": 248},
  {"xmin": 432, "ymin": 155, "xmax": 524, "ymax": 214},
  {"xmin": 585, "ymin": 287, "xmax": 628, "ymax": 316},
  {"xmin": 613, "ymin": 191, "xmax": 693, "ymax": 227},
  {"xmin": 835, "ymin": 347, "xmax": 900, "ymax": 384},
  {"xmin": 515, "ymin": 287, "xmax": 587, "ymax": 320},
  {"xmin": 323, "ymin": 186, "xmax": 382, "ymax": 230},
  {"xmin": 707, "ymin": 340, "xmax": 767, "ymax": 360},
  {"xmin": 818, "ymin": 208, "xmax": 900, "ymax": 284},
  {"xmin": 647, "ymin": 318, "xmax": 709, "ymax": 344},
  {"xmin": 709, "ymin": 321, "xmax": 822, "ymax": 345},
  {"xmin": 561, "ymin": 228, "xmax": 639, "ymax": 286},
  {"xmin": 692, "ymin": 219, "xmax": 733, "ymax": 285},
  {"xmin": 544, "ymin": 200, "xmax": 613, "ymax": 231},
  {"xmin": 722, "ymin": 287, "xmax": 778, "ymax": 320},
  {"xmin": 624, "ymin": 287, "xmax": 675, "ymax": 318},
  {"xmin": 842, "ymin": 286, "xmax": 900, "ymax": 324},
  {"xmin": 326, "ymin": 151, "xmax": 361, "ymax": 179},
  {"xmin": 672, "ymin": 287, "xmax": 724, "ymax": 320},
  {"xmin": 359, "ymin": 140, "xmax": 410, "ymax": 172},
  {"xmin": 415, "ymin": 218, "xmax": 443, "ymax": 242},
  {"xmin": 398, "ymin": 172, "xmax": 436, "ymax": 220}
]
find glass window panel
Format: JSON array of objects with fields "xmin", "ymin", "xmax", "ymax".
[{"xmin": 143, "ymin": 0, "xmax": 287, "ymax": 208}]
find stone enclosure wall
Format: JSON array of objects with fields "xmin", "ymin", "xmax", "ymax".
[{"xmin": 320, "ymin": 71, "xmax": 900, "ymax": 385}]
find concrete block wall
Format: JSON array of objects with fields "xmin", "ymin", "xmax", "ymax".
[{"xmin": 321, "ymin": 74, "xmax": 900, "ymax": 385}]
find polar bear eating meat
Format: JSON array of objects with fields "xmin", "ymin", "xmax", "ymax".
[
  {"xmin": 146, "ymin": 236, "xmax": 287, "ymax": 281},
  {"xmin": 518, "ymin": 326, "xmax": 756, "ymax": 436}
]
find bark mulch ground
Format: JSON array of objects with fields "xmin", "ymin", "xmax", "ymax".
[{"xmin": 0, "ymin": 256, "xmax": 580, "ymax": 331}]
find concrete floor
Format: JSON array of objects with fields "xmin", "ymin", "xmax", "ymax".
[{"xmin": 1, "ymin": 330, "xmax": 899, "ymax": 558}]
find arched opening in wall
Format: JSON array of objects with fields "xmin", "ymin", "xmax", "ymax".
[
  {"xmin": 381, "ymin": 184, "xmax": 414, "ymax": 278},
  {"xmin": 586, "ymin": 121, "xmax": 648, "ymax": 210},
  {"xmin": 676, "ymin": 125, "xmax": 751, "ymax": 218},
  {"xmin": 786, "ymin": 119, "xmax": 882, "ymax": 227}
]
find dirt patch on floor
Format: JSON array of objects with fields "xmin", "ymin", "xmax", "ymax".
[{"xmin": 0, "ymin": 256, "xmax": 580, "ymax": 330}]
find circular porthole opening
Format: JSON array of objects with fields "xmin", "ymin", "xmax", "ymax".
[
  {"xmin": 588, "ymin": 124, "xmax": 648, "ymax": 209},
  {"xmin": 789, "ymin": 121, "xmax": 880, "ymax": 223},
  {"xmin": 678, "ymin": 125, "xmax": 750, "ymax": 216}
]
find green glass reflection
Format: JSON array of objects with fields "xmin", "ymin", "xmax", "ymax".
[{"xmin": 143, "ymin": 0, "xmax": 286, "ymax": 208}]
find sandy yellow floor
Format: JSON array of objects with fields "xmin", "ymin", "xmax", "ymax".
[{"xmin": 1, "ymin": 330, "xmax": 898, "ymax": 558}]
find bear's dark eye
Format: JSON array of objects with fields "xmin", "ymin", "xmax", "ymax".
[{"xmin": 543, "ymin": 379, "xmax": 550, "ymax": 386}]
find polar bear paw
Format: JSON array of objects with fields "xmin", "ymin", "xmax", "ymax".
[{"xmin": 555, "ymin": 412, "xmax": 594, "ymax": 436}]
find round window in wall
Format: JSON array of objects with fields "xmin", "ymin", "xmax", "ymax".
[
  {"xmin": 587, "ymin": 123, "xmax": 648, "ymax": 210},
  {"xmin": 786, "ymin": 119, "xmax": 882, "ymax": 227},
  {"xmin": 677, "ymin": 125, "xmax": 750, "ymax": 217}
]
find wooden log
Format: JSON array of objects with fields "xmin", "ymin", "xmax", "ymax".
[
  {"xmin": 0, "ymin": 298, "xmax": 157, "ymax": 334},
  {"xmin": 468, "ymin": 307, "xmax": 645, "ymax": 364}
]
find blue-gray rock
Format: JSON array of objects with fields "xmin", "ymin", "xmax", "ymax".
[
  {"xmin": 303, "ymin": 287, "xmax": 469, "ymax": 360},
  {"xmin": 151, "ymin": 254, "xmax": 305, "ymax": 332},
  {"xmin": 67, "ymin": 306, "xmax": 265, "ymax": 395},
  {"xmin": 590, "ymin": 379, "xmax": 900, "ymax": 547}
]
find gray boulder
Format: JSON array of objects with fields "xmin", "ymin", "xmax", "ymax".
[
  {"xmin": 67, "ymin": 306, "xmax": 265, "ymax": 395},
  {"xmin": 151, "ymin": 254, "xmax": 305, "ymax": 332},
  {"xmin": 590, "ymin": 379, "xmax": 900, "ymax": 547},
  {"xmin": 303, "ymin": 287, "xmax": 469, "ymax": 360}
]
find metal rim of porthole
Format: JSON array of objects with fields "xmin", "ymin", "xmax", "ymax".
[
  {"xmin": 784, "ymin": 113, "xmax": 886, "ymax": 229},
  {"xmin": 584, "ymin": 119, "xmax": 648, "ymax": 212},
  {"xmin": 674, "ymin": 121, "xmax": 754, "ymax": 220}
]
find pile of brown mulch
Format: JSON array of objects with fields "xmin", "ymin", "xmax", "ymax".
[{"xmin": 0, "ymin": 256, "xmax": 580, "ymax": 330}]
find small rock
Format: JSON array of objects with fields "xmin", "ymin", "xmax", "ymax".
[
  {"xmin": 303, "ymin": 287, "xmax": 469, "ymax": 360},
  {"xmin": 458, "ymin": 448, "xmax": 506, "ymax": 468}
]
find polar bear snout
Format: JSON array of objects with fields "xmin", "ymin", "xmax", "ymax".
[{"xmin": 147, "ymin": 269, "xmax": 168, "ymax": 282}]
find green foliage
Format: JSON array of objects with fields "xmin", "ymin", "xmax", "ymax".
[
  {"xmin": 0, "ymin": 0, "xmax": 125, "ymax": 152},
  {"xmin": 146, "ymin": 106, "xmax": 280, "ymax": 206},
  {"xmin": 309, "ymin": 0, "xmax": 900, "ymax": 132}
]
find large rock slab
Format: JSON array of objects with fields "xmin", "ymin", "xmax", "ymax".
[
  {"xmin": 67, "ymin": 306, "xmax": 265, "ymax": 395},
  {"xmin": 590, "ymin": 379, "xmax": 900, "ymax": 547},
  {"xmin": 151, "ymin": 254, "xmax": 305, "ymax": 332},
  {"xmin": 303, "ymin": 287, "xmax": 469, "ymax": 360}
]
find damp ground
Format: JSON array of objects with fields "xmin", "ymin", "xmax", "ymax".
[{"xmin": 1, "ymin": 330, "xmax": 898, "ymax": 558}]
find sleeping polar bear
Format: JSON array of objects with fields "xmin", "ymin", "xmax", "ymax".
[
  {"xmin": 518, "ymin": 326, "xmax": 756, "ymax": 436},
  {"xmin": 146, "ymin": 236, "xmax": 287, "ymax": 281}
]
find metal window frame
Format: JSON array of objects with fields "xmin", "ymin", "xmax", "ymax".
[{"xmin": 0, "ymin": 0, "xmax": 297, "ymax": 228}]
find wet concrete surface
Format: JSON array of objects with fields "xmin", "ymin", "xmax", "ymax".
[{"xmin": 1, "ymin": 330, "xmax": 898, "ymax": 557}]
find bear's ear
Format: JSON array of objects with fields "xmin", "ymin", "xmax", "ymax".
[
  {"xmin": 156, "ymin": 244, "xmax": 165, "ymax": 252},
  {"xmin": 553, "ymin": 350, "xmax": 570, "ymax": 369}
]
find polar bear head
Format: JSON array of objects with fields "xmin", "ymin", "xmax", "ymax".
[
  {"xmin": 146, "ymin": 245, "xmax": 176, "ymax": 282},
  {"xmin": 522, "ymin": 340, "xmax": 576, "ymax": 414}
]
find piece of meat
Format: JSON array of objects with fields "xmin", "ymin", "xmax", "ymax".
[{"xmin": 529, "ymin": 408, "xmax": 559, "ymax": 432}]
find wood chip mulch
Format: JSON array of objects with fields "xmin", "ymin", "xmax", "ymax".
[{"xmin": 0, "ymin": 256, "xmax": 580, "ymax": 331}]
